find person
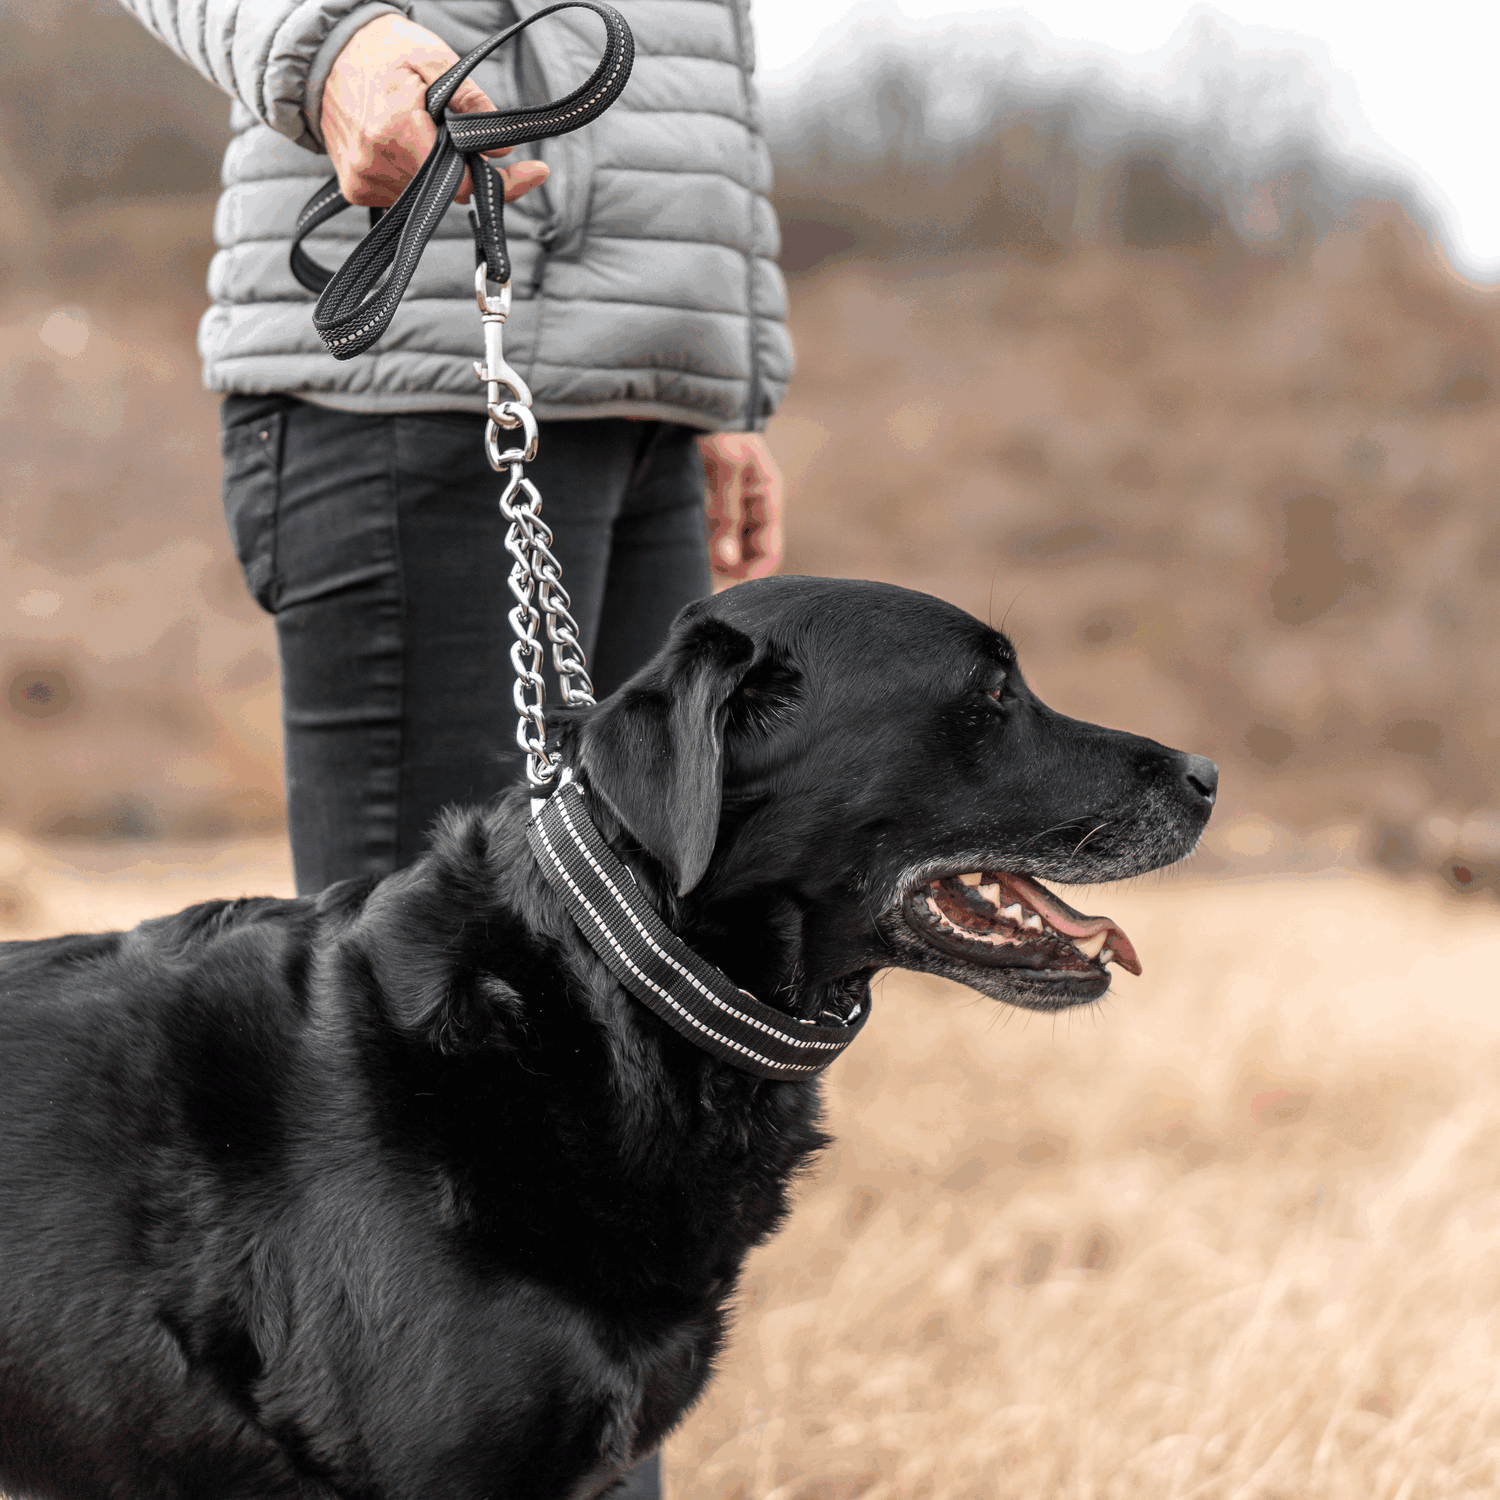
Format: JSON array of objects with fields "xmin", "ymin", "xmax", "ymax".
[{"xmin": 119, "ymin": 1, "xmax": 795, "ymax": 1493}]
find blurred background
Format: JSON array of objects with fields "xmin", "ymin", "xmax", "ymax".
[
  {"xmin": 3, "ymin": 2, "xmax": 1499, "ymax": 1496},
  {"xmin": 3, "ymin": 0, "xmax": 1497, "ymax": 887}
]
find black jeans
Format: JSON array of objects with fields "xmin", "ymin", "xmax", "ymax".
[{"xmin": 222, "ymin": 396, "xmax": 712, "ymax": 899}]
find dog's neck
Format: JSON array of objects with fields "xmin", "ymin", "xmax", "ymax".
[
  {"xmin": 538, "ymin": 783, "xmax": 869, "ymax": 1026},
  {"xmin": 350, "ymin": 781, "xmax": 867, "ymax": 1095},
  {"xmin": 335, "ymin": 788, "xmax": 832, "ymax": 1324}
]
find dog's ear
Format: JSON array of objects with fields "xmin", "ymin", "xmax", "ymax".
[{"xmin": 578, "ymin": 611, "xmax": 757, "ymax": 896}]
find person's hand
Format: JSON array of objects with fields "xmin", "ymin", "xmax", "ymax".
[
  {"xmin": 700, "ymin": 433, "xmax": 784, "ymax": 582},
  {"xmin": 319, "ymin": 13, "xmax": 550, "ymax": 208}
]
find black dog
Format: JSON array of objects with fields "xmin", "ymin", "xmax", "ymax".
[{"xmin": 0, "ymin": 578, "xmax": 1216, "ymax": 1500}]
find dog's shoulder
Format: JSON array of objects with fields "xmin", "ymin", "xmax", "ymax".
[{"xmin": 119, "ymin": 876, "xmax": 376, "ymax": 956}]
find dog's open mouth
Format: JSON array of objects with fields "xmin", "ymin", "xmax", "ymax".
[{"xmin": 903, "ymin": 871, "xmax": 1141, "ymax": 980}]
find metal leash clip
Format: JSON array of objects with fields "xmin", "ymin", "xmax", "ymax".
[
  {"xmin": 475, "ymin": 263, "xmax": 595, "ymax": 810},
  {"xmin": 475, "ymin": 264, "xmax": 534, "ymax": 462}
]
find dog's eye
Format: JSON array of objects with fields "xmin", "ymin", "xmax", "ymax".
[{"xmin": 984, "ymin": 676, "xmax": 1008, "ymax": 703}]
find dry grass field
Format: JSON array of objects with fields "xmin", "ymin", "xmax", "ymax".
[
  {"xmin": 772, "ymin": 218, "xmax": 1500, "ymax": 858},
  {"xmin": 5, "ymin": 836, "xmax": 1499, "ymax": 1498},
  {"xmin": 666, "ymin": 871, "xmax": 1500, "ymax": 1499}
]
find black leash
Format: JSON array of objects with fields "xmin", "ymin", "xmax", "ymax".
[
  {"xmin": 290, "ymin": 0, "xmax": 634, "ymax": 360},
  {"xmin": 529, "ymin": 782, "xmax": 870, "ymax": 1080}
]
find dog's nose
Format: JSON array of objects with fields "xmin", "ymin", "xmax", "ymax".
[{"xmin": 1181, "ymin": 754, "xmax": 1219, "ymax": 807}]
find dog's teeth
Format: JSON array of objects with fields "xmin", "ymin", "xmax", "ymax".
[
  {"xmin": 1101, "ymin": 947, "xmax": 1115, "ymax": 965},
  {"xmin": 1001, "ymin": 904, "xmax": 1024, "ymax": 923},
  {"xmin": 1073, "ymin": 932, "xmax": 1107, "ymax": 960},
  {"xmin": 959, "ymin": 872, "xmax": 983, "ymax": 887},
  {"xmin": 1023, "ymin": 914, "xmax": 1044, "ymax": 932},
  {"xmin": 978, "ymin": 883, "xmax": 1001, "ymax": 906}
]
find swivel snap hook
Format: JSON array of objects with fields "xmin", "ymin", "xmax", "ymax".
[{"xmin": 473, "ymin": 263, "xmax": 533, "ymax": 409}]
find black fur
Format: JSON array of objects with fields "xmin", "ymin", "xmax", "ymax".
[{"xmin": 0, "ymin": 579, "xmax": 1216, "ymax": 1500}]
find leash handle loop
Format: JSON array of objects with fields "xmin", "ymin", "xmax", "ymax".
[{"xmin": 289, "ymin": 0, "xmax": 634, "ymax": 360}]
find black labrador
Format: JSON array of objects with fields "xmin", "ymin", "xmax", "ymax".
[{"xmin": 0, "ymin": 577, "xmax": 1216, "ymax": 1500}]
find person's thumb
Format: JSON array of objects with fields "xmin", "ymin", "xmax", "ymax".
[{"xmin": 498, "ymin": 160, "xmax": 549, "ymax": 203}]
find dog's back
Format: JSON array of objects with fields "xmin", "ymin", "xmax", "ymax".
[{"xmin": 0, "ymin": 900, "xmax": 330, "ymax": 1500}]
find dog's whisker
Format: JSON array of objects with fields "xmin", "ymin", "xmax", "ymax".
[
  {"xmin": 1013, "ymin": 818, "xmax": 1092, "ymax": 853},
  {"xmin": 1071, "ymin": 822, "xmax": 1112, "ymax": 856},
  {"xmin": 998, "ymin": 585, "xmax": 1029, "ymax": 637}
]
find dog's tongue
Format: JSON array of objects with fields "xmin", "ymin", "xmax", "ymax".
[{"xmin": 998, "ymin": 873, "xmax": 1142, "ymax": 976}]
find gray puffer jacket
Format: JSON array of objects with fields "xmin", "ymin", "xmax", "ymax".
[{"xmin": 120, "ymin": 0, "xmax": 793, "ymax": 430}]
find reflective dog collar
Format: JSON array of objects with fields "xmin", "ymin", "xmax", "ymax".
[{"xmin": 527, "ymin": 780, "xmax": 868, "ymax": 1080}]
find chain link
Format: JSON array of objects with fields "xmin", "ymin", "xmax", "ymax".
[{"xmin": 488, "ymin": 399, "xmax": 596, "ymax": 788}]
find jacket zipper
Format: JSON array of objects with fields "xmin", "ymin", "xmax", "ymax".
[{"xmin": 532, "ymin": 221, "xmax": 557, "ymax": 293}]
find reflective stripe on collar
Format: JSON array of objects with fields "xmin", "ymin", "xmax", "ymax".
[{"xmin": 526, "ymin": 781, "xmax": 868, "ymax": 1080}]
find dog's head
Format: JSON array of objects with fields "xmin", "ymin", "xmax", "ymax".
[{"xmin": 560, "ymin": 578, "xmax": 1215, "ymax": 1017}]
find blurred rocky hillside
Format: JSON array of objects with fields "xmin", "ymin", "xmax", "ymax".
[{"xmin": 1, "ymin": 1, "xmax": 1496, "ymax": 901}]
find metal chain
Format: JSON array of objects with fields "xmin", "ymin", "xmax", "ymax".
[{"xmin": 477, "ymin": 266, "xmax": 595, "ymax": 790}]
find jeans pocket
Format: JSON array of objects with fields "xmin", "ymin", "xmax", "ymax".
[{"xmin": 221, "ymin": 412, "xmax": 284, "ymax": 613}]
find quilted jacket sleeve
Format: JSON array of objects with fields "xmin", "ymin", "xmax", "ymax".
[{"xmin": 117, "ymin": 0, "xmax": 412, "ymax": 151}]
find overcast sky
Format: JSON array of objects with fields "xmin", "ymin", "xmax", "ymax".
[{"xmin": 752, "ymin": 0, "xmax": 1500, "ymax": 281}]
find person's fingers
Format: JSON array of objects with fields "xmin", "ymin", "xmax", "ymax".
[
  {"xmin": 752, "ymin": 446, "xmax": 785, "ymax": 578},
  {"xmin": 717, "ymin": 491, "xmax": 755, "ymax": 580},
  {"xmin": 408, "ymin": 49, "xmax": 488, "ymax": 103},
  {"xmin": 707, "ymin": 500, "xmax": 744, "ymax": 577},
  {"xmin": 702, "ymin": 449, "xmax": 745, "ymax": 579},
  {"xmin": 712, "ymin": 534, "xmax": 744, "ymax": 578},
  {"xmin": 403, "ymin": 57, "xmax": 498, "ymax": 203},
  {"xmin": 462, "ymin": 154, "xmax": 547, "ymax": 207},
  {"xmin": 447, "ymin": 77, "xmax": 496, "ymax": 115},
  {"xmin": 699, "ymin": 432, "xmax": 788, "ymax": 581},
  {"xmin": 349, "ymin": 137, "xmax": 538, "ymax": 208},
  {"xmin": 735, "ymin": 486, "xmax": 770, "ymax": 579},
  {"xmin": 738, "ymin": 483, "xmax": 783, "ymax": 580},
  {"xmin": 718, "ymin": 437, "xmax": 782, "ymax": 580},
  {"xmin": 499, "ymin": 160, "xmax": 550, "ymax": 202}
]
